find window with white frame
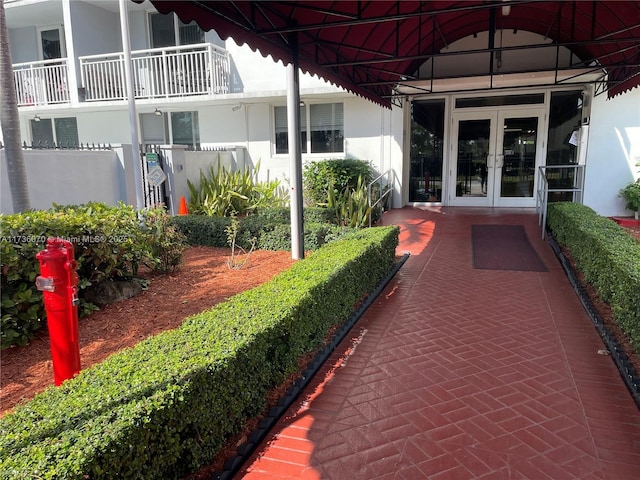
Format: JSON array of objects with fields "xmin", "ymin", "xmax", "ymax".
[
  {"xmin": 274, "ymin": 102, "xmax": 344, "ymax": 154},
  {"xmin": 30, "ymin": 117, "xmax": 79, "ymax": 147},
  {"xmin": 149, "ymin": 13, "xmax": 205, "ymax": 48}
]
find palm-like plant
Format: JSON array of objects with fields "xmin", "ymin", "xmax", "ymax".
[
  {"xmin": 187, "ymin": 158, "xmax": 287, "ymax": 216},
  {"xmin": 0, "ymin": 1, "xmax": 30, "ymax": 212}
]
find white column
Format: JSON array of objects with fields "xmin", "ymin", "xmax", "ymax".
[
  {"xmin": 287, "ymin": 51, "xmax": 304, "ymax": 260},
  {"xmin": 61, "ymin": 0, "xmax": 79, "ymax": 104}
]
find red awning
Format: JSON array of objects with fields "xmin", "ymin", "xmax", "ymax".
[{"xmin": 141, "ymin": 1, "xmax": 640, "ymax": 106}]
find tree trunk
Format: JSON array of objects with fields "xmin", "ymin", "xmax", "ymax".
[{"xmin": 0, "ymin": 0, "xmax": 31, "ymax": 212}]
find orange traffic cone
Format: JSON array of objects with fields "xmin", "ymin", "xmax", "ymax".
[{"xmin": 178, "ymin": 196, "xmax": 189, "ymax": 215}]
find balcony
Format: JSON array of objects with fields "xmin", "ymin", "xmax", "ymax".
[
  {"xmin": 79, "ymin": 43, "xmax": 230, "ymax": 102},
  {"xmin": 14, "ymin": 59, "xmax": 70, "ymax": 106}
]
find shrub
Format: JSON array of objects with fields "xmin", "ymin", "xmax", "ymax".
[
  {"xmin": 547, "ymin": 202, "xmax": 640, "ymax": 349},
  {"xmin": 303, "ymin": 158, "xmax": 375, "ymax": 206},
  {"xmin": 0, "ymin": 203, "xmax": 186, "ymax": 349},
  {"xmin": 259, "ymin": 222, "xmax": 354, "ymax": 251},
  {"xmin": 169, "ymin": 215, "xmax": 231, "ymax": 247},
  {"xmin": 140, "ymin": 208, "xmax": 187, "ymax": 273},
  {"xmin": 170, "ymin": 208, "xmax": 343, "ymax": 251},
  {"xmin": 620, "ymin": 180, "xmax": 640, "ymax": 213},
  {"xmin": 0, "ymin": 226, "xmax": 399, "ymax": 479},
  {"xmin": 0, "ymin": 203, "xmax": 146, "ymax": 348}
]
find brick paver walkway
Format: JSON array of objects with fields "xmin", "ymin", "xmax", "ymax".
[{"xmin": 238, "ymin": 207, "xmax": 640, "ymax": 479}]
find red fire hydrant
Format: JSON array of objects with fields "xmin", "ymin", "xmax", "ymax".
[{"xmin": 36, "ymin": 238, "xmax": 81, "ymax": 386}]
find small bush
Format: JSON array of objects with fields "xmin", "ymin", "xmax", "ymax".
[
  {"xmin": 547, "ymin": 202, "xmax": 640, "ymax": 349},
  {"xmin": 0, "ymin": 203, "xmax": 187, "ymax": 349},
  {"xmin": 259, "ymin": 222, "xmax": 354, "ymax": 251},
  {"xmin": 140, "ymin": 208, "xmax": 186, "ymax": 273},
  {"xmin": 620, "ymin": 180, "xmax": 640, "ymax": 213},
  {"xmin": 171, "ymin": 208, "xmax": 343, "ymax": 251},
  {"xmin": 303, "ymin": 159, "xmax": 375, "ymax": 206}
]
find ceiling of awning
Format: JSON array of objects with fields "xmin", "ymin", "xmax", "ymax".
[{"xmin": 139, "ymin": 0, "xmax": 640, "ymax": 107}]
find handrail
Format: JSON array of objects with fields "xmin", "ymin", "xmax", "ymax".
[
  {"xmin": 78, "ymin": 43, "xmax": 230, "ymax": 101},
  {"xmin": 368, "ymin": 169, "xmax": 394, "ymax": 227},
  {"xmin": 536, "ymin": 164, "xmax": 585, "ymax": 239},
  {"xmin": 78, "ymin": 43, "xmax": 228, "ymax": 62},
  {"xmin": 13, "ymin": 58, "xmax": 70, "ymax": 106}
]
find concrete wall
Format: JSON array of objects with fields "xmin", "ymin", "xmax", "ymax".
[
  {"xmin": 584, "ymin": 87, "xmax": 640, "ymax": 217},
  {"xmin": 8, "ymin": 26, "xmax": 39, "ymax": 64},
  {"xmin": 0, "ymin": 146, "xmax": 234, "ymax": 215},
  {"xmin": 0, "ymin": 149, "xmax": 124, "ymax": 213}
]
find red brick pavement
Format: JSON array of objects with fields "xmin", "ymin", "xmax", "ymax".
[{"xmin": 238, "ymin": 207, "xmax": 640, "ymax": 479}]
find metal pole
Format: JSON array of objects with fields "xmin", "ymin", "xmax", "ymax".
[
  {"xmin": 287, "ymin": 34, "xmax": 304, "ymax": 260},
  {"xmin": 118, "ymin": 0, "xmax": 144, "ymax": 210}
]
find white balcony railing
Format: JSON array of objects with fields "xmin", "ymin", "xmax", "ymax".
[
  {"xmin": 79, "ymin": 43, "xmax": 230, "ymax": 102},
  {"xmin": 13, "ymin": 59, "xmax": 70, "ymax": 106}
]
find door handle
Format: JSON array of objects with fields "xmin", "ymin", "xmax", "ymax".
[{"xmin": 496, "ymin": 154, "xmax": 504, "ymax": 168}]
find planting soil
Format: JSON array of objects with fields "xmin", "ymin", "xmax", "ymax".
[{"xmin": 1, "ymin": 246, "xmax": 295, "ymax": 415}]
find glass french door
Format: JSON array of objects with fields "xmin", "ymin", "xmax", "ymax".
[{"xmin": 450, "ymin": 109, "xmax": 545, "ymax": 206}]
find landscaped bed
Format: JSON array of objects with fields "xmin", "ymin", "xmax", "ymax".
[
  {"xmin": 0, "ymin": 246, "xmax": 295, "ymax": 414},
  {"xmin": 0, "ymin": 226, "xmax": 400, "ymax": 479}
]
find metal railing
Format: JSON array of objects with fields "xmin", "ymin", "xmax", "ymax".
[
  {"xmin": 536, "ymin": 164, "xmax": 585, "ymax": 239},
  {"xmin": 368, "ymin": 169, "xmax": 394, "ymax": 227},
  {"xmin": 79, "ymin": 43, "xmax": 230, "ymax": 102},
  {"xmin": 13, "ymin": 58, "xmax": 70, "ymax": 106}
]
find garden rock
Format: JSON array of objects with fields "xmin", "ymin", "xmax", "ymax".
[{"xmin": 84, "ymin": 278, "xmax": 145, "ymax": 307}]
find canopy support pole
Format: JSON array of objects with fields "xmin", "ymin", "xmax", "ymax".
[
  {"xmin": 287, "ymin": 33, "xmax": 304, "ymax": 260},
  {"xmin": 119, "ymin": 0, "xmax": 144, "ymax": 211}
]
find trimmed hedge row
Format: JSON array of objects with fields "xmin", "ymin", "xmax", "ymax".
[
  {"xmin": 0, "ymin": 226, "xmax": 399, "ymax": 479},
  {"xmin": 170, "ymin": 207, "xmax": 342, "ymax": 251},
  {"xmin": 547, "ymin": 202, "xmax": 640, "ymax": 349}
]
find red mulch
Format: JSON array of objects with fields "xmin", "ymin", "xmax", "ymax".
[{"xmin": 1, "ymin": 247, "xmax": 295, "ymax": 415}]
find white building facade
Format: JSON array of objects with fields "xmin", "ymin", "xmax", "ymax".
[{"xmin": 2, "ymin": 0, "xmax": 638, "ymax": 217}]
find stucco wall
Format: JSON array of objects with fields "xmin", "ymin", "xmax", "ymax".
[
  {"xmin": 584, "ymin": 87, "xmax": 640, "ymax": 216},
  {"xmin": 0, "ymin": 150, "xmax": 124, "ymax": 214}
]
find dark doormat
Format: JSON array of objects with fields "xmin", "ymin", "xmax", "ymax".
[{"xmin": 471, "ymin": 224, "xmax": 548, "ymax": 272}]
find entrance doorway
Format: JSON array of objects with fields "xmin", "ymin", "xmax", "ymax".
[{"xmin": 450, "ymin": 108, "xmax": 545, "ymax": 207}]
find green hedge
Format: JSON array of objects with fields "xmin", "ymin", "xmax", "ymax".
[
  {"xmin": 0, "ymin": 226, "xmax": 399, "ymax": 479},
  {"xmin": 547, "ymin": 202, "xmax": 640, "ymax": 349},
  {"xmin": 170, "ymin": 207, "xmax": 340, "ymax": 250},
  {"xmin": 0, "ymin": 204, "xmax": 158, "ymax": 349}
]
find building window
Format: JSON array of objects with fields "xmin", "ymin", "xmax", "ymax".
[
  {"xmin": 171, "ymin": 111, "xmax": 200, "ymax": 149},
  {"xmin": 150, "ymin": 13, "xmax": 205, "ymax": 48},
  {"xmin": 274, "ymin": 105, "xmax": 307, "ymax": 154},
  {"xmin": 38, "ymin": 26, "xmax": 65, "ymax": 60},
  {"xmin": 274, "ymin": 102, "xmax": 343, "ymax": 154},
  {"xmin": 30, "ymin": 117, "xmax": 79, "ymax": 147},
  {"xmin": 310, "ymin": 103, "xmax": 344, "ymax": 153}
]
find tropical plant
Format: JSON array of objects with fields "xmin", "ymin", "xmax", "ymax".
[
  {"xmin": 620, "ymin": 179, "xmax": 640, "ymax": 218},
  {"xmin": 187, "ymin": 159, "xmax": 287, "ymax": 216},
  {"xmin": 327, "ymin": 175, "xmax": 372, "ymax": 228},
  {"xmin": 0, "ymin": 3, "xmax": 30, "ymax": 212}
]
